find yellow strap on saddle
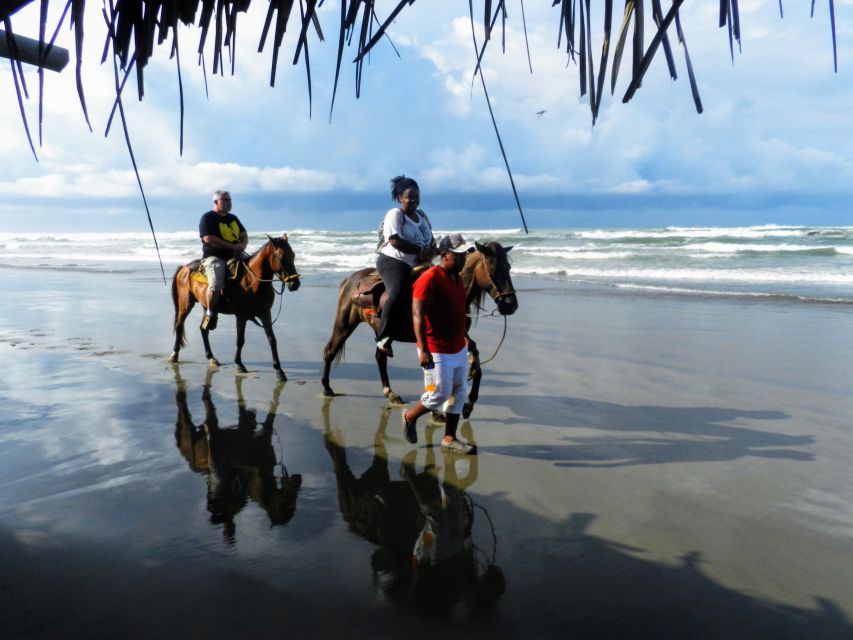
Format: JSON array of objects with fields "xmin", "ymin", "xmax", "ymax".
[{"xmin": 190, "ymin": 258, "xmax": 242, "ymax": 286}]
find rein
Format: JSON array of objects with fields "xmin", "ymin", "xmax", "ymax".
[
  {"xmin": 243, "ymin": 264, "xmax": 301, "ymax": 285},
  {"xmin": 240, "ymin": 243, "xmax": 301, "ymax": 325}
]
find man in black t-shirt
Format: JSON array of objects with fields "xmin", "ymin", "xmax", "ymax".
[{"xmin": 198, "ymin": 190, "xmax": 248, "ymax": 330}]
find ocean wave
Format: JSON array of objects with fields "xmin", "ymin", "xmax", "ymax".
[
  {"xmin": 3, "ymin": 228, "xmax": 852, "ymax": 301},
  {"xmin": 686, "ymin": 242, "xmax": 841, "ymax": 256},
  {"xmin": 511, "ymin": 265, "xmax": 853, "ymax": 285},
  {"xmin": 609, "ymin": 282, "xmax": 853, "ymax": 304},
  {"xmin": 573, "ymin": 225, "xmax": 849, "ymax": 241}
]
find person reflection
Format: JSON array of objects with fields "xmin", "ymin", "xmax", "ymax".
[
  {"xmin": 322, "ymin": 400, "xmax": 504, "ymax": 614},
  {"xmin": 174, "ymin": 366, "xmax": 302, "ymax": 542}
]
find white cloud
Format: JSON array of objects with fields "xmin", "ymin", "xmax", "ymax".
[
  {"xmin": 0, "ymin": 160, "xmax": 344, "ymax": 199},
  {"xmin": 612, "ymin": 179, "xmax": 652, "ymax": 194}
]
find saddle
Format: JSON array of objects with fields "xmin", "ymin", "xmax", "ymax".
[
  {"xmin": 351, "ymin": 271, "xmax": 386, "ymax": 314},
  {"xmin": 350, "ymin": 262, "xmax": 433, "ymax": 317},
  {"xmin": 189, "ymin": 258, "xmax": 244, "ymax": 286}
]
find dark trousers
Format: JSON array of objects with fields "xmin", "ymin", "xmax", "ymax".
[{"xmin": 376, "ymin": 253, "xmax": 413, "ymax": 342}]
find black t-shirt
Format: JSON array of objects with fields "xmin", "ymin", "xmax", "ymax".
[{"xmin": 199, "ymin": 211, "xmax": 247, "ymax": 259}]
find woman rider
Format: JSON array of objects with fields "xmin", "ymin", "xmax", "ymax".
[{"xmin": 375, "ymin": 176, "xmax": 435, "ymax": 357}]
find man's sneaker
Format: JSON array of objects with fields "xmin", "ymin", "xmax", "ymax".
[
  {"xmin": 441, "ymin": 438, "xmax": 475, "ymax": 455},
  {"xmin": 376, "ymin": 337, "xmax": 394, "ymax": 358},
  {"xmin": 401, "ymin": 411, "xmax": 417, "ymax": 444},
  {"xmin": 201, "ymin": 314, "xmax": 218, "ymax": 331}
]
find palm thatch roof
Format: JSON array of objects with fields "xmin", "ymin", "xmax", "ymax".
[
  {"xmin": 0, "ymin": 1, "xmax": 840, "ymax": 250},
  {"xmin": 1, "ymin": 1, "xmax": 840, "ymax": 138}
]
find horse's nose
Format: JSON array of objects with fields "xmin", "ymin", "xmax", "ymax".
[
  {"xmin": 499, "ymin": 296, "xmax": 518, "ymax": 315},
  {"xmin": 288, "ymin": 279, "xmax": 301, "ymax": 292}
]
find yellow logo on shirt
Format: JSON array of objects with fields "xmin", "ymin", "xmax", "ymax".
[{"xmin": 219, "ymin": 220, "xmax": 241, "ymax": 243}]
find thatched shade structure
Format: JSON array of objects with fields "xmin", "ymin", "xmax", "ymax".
[
  {"xmin": 0, "ymin": 1, "xmax": 841, "ymax": 243},
  {"xmin": 1, "ymin": 1, "xmax": 839, "ymax": 136}
]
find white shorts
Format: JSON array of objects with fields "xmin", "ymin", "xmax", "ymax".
[{"xmin": 419, "ymin": 346, "xmax": 468, "ymax": 415}]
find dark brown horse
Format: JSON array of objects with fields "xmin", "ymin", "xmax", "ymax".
[
  {"xmin": 169, "ymin": 235, "xmax": 300, "ymax": 381},
  {"xmin": 321, "ymin": 241, "xmax": 517, "ymax": 417}
]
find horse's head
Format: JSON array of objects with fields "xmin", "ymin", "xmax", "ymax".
[
  {"xmin": 467, "ymin": 241, "xmax": 518, "ymax": 316},
  {"xmin": 268, "ymin": 234, "xmax": 301, "ymax": 292}
]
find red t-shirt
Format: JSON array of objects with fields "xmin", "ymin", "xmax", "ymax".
[{"xmin": 412, "ymin": 265, "xmax": 468, "ymax": 354}]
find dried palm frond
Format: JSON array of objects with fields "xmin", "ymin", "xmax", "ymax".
[
  {"xmin": 1, "ymin": 1, "xmax": 842, "ymax": 147},
  {"xmin": 0, "ymin": 1, "xmax": 842, "ymax": 245}
]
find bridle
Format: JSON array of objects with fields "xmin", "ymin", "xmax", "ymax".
[
  {"xmin": 244, "ymin": 238, "xmax": 301, "ymax": 286},
  {"xmin": 473, "ymin": 252, "xmax": 516, "ymax": 312},
  {"xmin": 242, "ymin": 238, "xmax": 300, "ymax": 326}
]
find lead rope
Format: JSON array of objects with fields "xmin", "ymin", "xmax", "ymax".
[
  {"xmin": 478, "ymin": 313, "xmax": 507, "ymax": 366},
  {"xmin": 467, "ymin": 277, "xmax": 511, "ymax": 366},
  {"xmin": 271, "ymin": 283, "xmax": 286, "ymax": 325},
  {"xmin": 238, "ymin": 259, "xmax": 299, "ymax": 325}
]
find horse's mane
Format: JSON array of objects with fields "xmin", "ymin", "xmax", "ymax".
[{"xmin": 247, "ymin": 236, "xmax": 290, "ymax": 261}]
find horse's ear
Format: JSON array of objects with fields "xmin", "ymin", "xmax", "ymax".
[
  {"xmin": 283, "ymin": 233, "xmax": 288, "ymax": 241},
  {"xmin": 504, "ymin": 245, "xmax": 513, "ymax": 252},
  {"xmin": 267, "ymin": 234, "xmax": 274, "ymax": 242},
  {"xmin": 475, "ymin": 241, "xmax": 491, "ymax": 255}
]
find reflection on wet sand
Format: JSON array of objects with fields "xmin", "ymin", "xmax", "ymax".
[
  {"xmin": 173, "ymin": 366, "xmax": 302, "ymax": 542},
  {"xmin": 322, "ymin": 399, "xmax": 505, "ymax": 614}
]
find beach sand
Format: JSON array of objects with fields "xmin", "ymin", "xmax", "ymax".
[{"xmin": 1, "ymin": 264, "xmax": 853, "ymax": 638}]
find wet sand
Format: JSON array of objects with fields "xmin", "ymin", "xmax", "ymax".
[{"xmin": 1, "ymin": 264, "xmax": 853, "ymax": 639}]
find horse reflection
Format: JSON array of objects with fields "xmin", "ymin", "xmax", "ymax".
[
  {"xmin": 174, "ymin": 367, "xmax": 302, "ymax": 542},
  {"xmin": 322, "ymin": 399, "xmax": 504, "ymax": 614}
]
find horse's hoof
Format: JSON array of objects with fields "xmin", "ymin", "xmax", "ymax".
[
  {"xmin": 168, "ymin": 352, "xmax": 178, "ymax": 363},
  {"xmin": 462, "ymin": 402, "xmax": 473, "ymax": 419},
  {"xmin": 208, "ymin": 358, "xmax": 220, "ymax": 368},
  {"xmin": 323, "ymin": 388, "xmax": 336, "ymax": 398},
  {"xmin": 276, "ymin": 371, "xmax": 287, "ymax": 382},
  {"xmin": 238, "ymin": 365, "xmax": 248, "ymax": 374},
  {"xmin": 385, "ymin": 392, "xmax": 404, "ymax": 405}
]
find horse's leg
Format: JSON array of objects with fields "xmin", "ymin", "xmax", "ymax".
[
  {"xmin": 234, "ymin": 316, "xmax": 250, "ymax": 375},
  {"xmin": 463, "ymin": 338, "xmax": 482, "ymax": 419},
  {"xmin": 375, "ymin": 345, "xmax": 404, "ymax": 405},
  {"xmin": 201, "ymin": 322, "xmax": 220, "ymax": 368},
  {"xmin": 259, "ymin": 313, "xmax": 286, "ymax": 382},
  {"xmin": 321, "ymin": 304, "xmax": 362, "ymax": 397}
]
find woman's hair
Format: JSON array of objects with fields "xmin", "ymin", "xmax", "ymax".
[{"xmin": 390, "ymin": 175, "xmax": 419, "ymax": 201}]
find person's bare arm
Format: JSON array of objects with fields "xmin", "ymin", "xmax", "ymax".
[
  {"xmin": 387, "ymin": 234, "xmax": 421, "ymax": 255},
  {"xmin": 412, "ymin": 298, "xmax": 433, "ymax": 368},
  {"xmin": 202, "ymin": 233, "xmax": 247, "ymax": 257}
]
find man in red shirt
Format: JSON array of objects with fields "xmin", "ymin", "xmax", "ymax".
[{"xmin": 402, "ymin": 233, "xmax": 476, "ymax": 454}]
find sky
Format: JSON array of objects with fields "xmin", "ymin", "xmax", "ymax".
[{"xmin": 1, "ymin": 1, "xmax": 853, "ymax": 232}]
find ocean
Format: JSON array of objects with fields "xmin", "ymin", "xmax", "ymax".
[{"xmin": 2, "ymin": 224, "xmax": 852, "ymax": 303}]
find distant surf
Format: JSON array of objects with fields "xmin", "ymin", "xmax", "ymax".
[{"xmin": 1, "ymin": 225, "xmax": 851, "ymax": 303}]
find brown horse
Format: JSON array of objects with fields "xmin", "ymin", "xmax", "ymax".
[
  {"xmin": 173, "ymin": 366, "xmax": 302, "ymax": 542},
  {"xmin": 169, "ymin": 235, "xmax": 301, "ymax": 381},
  {"xmin": 321, "ymin": 241, "xmax": 517, "ymax": 417}
]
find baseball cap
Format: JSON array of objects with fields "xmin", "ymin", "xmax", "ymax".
[{"xmin": 437, "ymin": 233, "xmax": 475, "ymax": 254}]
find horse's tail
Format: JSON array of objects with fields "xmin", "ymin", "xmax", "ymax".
[
  {"xmin": 323, "ymin": 275, "xmax": 360, "ymax": 366},
  {"xmin": 172, "ymin": 266, "xmax": 188, "ymax": 348}
]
